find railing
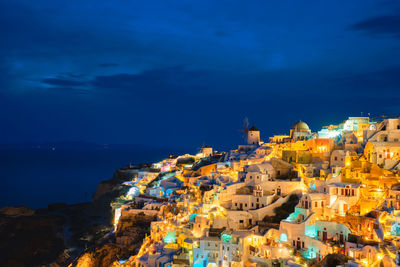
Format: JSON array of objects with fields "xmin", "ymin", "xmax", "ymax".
[{"xmin": 231, "ymin": 256, "xmax": 241, "ymax": 262}]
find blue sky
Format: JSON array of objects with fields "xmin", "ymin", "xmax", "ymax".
[{"xmin": 1, "ymin": 0, "xmax": 400, "ymax": 150}]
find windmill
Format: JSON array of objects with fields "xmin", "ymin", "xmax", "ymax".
[
  {"xmin": 237, "ymin": 117, "xmax": 249, "ymax": 143},
  {"xmin": 194, "ymin": 141, "xmax": 206, "ymax": 156}
]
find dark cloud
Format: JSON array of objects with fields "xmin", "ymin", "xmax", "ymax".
[
  {"xmin": 92, "ymin": 73, "xmax": 164, "ymax": 93},
  {"xmin": 41, "ymin": 78, "xmax": 87, "ymax": 87},
  {"xmin": 61, "ymin": 72, "xmax": 87, "ymax": 79},
  {"xmin": 91, "ymin": 66, "xmax": 206, "ymax": 94},
  {"xmin": 1, "ymin": 0, "xmax": 400, "ymax": 148},
  {"xmin": 333, "ymin": 66, "xmax": 400, "ymax": 92},
  {"xmin": 349, "ymin": 15, "xmax": 400, "ymax": 38},
  {"xmin": 215, "ymin": 31, "xmax": 228, "ymax": 37},
  {"xmin": 44, "ymin": 87, "xmax": 90, "ymax": 94},
  {"xmin": 98, "ymin": 63, "xmax": 119, "ymax": 68}
]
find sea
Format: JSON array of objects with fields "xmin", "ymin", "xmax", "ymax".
[{"xmin": 0, "ymin": 144, "xmax": 188, "ymax": 209}]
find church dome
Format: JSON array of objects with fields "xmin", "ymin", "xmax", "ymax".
[{"xmin": 291, "ymin": 121, "xmax": 310, "ymax": 132}]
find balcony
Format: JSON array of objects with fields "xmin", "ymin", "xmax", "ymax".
[{"xmin": 231, "ymin": 256, "xmax": 241, "ymax": 262}]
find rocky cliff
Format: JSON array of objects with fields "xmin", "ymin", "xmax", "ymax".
[{"xmin": 0, "ymin": 167, "xmax": 134, "ymax": 267}]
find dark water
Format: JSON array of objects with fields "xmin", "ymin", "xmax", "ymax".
[{"xmin": 0, "ymin": 147, "xmax": 182, "ymax": 209}]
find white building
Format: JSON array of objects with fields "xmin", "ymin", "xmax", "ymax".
[
  {"xmin": 365, "ymin": 118, "xmax": 400, "ymax": 168},
  {"xmin": 231, "ymin": 185, "xmax": 275, "ymax": 211}
]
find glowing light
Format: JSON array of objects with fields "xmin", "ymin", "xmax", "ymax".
[
  {"xmin": 164, "ymin": 231, "xmax": 176, "ymax": 243},
  {"xmin": 189, "ymin": 213, "xmax": 198, "ymax": 222},
  {"xmin": 280, "ymin": 233, "xmax": 288, "ymax": 242},
  {"xmin": 113, "ymin": 207, "xmax": 121, "ymax": 231},
  {"xmin": 126, "ymin": 186, "xmax": 140, "ymax": 198},
  {"xmin": 221, "ymin": 233, "xmax": 232, "ymax": 242}
]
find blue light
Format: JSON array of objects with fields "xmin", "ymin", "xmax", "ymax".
[
  {"xmin": 189, "ymin": 214, "xmax": 198, "ymax": 222},
  {"xmin": 280, "ymin": 233, "xmax": 288, "ymax": 242},
  {"xmin": 221, "ymin": 233, "xmax": 233, "ymax": 242},
  {"xmin": 127, "ymin": 186, "xmax": 140, "ymax": 198},
  {"xmin": 305, "ymin": 227, "xmax": 317, "ymax": 238},
  {"xmin": 164, "ymin": 231, "xmax": 176, "ymax": 243}
]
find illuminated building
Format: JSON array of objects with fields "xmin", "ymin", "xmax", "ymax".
[
  {"xmin": 112, "ymin": 116, "xmax": 400, "ymax": 267},
  {"xmin": 290, "ymin": 121, "xmax": 313, "ymax": 141},
  {"xmin": 247, "ymin": 126, "xmax": 261, "ymax": 145}
]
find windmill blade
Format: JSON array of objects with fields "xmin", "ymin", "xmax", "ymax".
[
  {"xmin": 243, "ymin": 117, "xmax": 250, "ymax": 142},
  {"xmin": 243, "ymin": 117, "xmax": 249, "ymax": 133},
  {"xmin": 197, "ymin": 141, "xmax": 206, "ymax": 153}
]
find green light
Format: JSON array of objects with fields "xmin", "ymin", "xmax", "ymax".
[
  {"xmin": 221, "ymin": 233, "xmax": 232, "ymax": 242},
  {"xmin": 280, "ymin": 233, "xmax": 288, "ymax": 242},
  {"xmin": 164, "ymin": 231, "xmax": 176, "ymax": 243}
]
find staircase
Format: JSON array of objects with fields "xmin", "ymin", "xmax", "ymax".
[
  {"xmin": 365, "ymin": 120, "xmax": 387, "ymax": 143},
  {"xmin": 389, "ymin": 159, "xmax": 400, "ymax": 171}
]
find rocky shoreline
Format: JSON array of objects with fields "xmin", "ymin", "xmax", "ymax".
[{"xmin": 0, "ymin": 165, "xmax": 146, "ymax": 267}]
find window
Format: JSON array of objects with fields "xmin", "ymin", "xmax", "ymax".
[
  {"xmin": 245, "ymin": 203, "xmax": 247, "ymax": 207},
  {"xmin": 334, "ymin": 156, "xmax": 337, "ymax": 161},
  {"xmin": 315, "ymin": 202, "xmax": 318, "ymax": 208},
  {"xmin": 321, "ymin": 201, "xmax": 324, "ymax": 207}
]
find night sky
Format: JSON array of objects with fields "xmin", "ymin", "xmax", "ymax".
[{"xmin": 1, "ymin": 0, "xmax": 400, "ymax": 150}]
